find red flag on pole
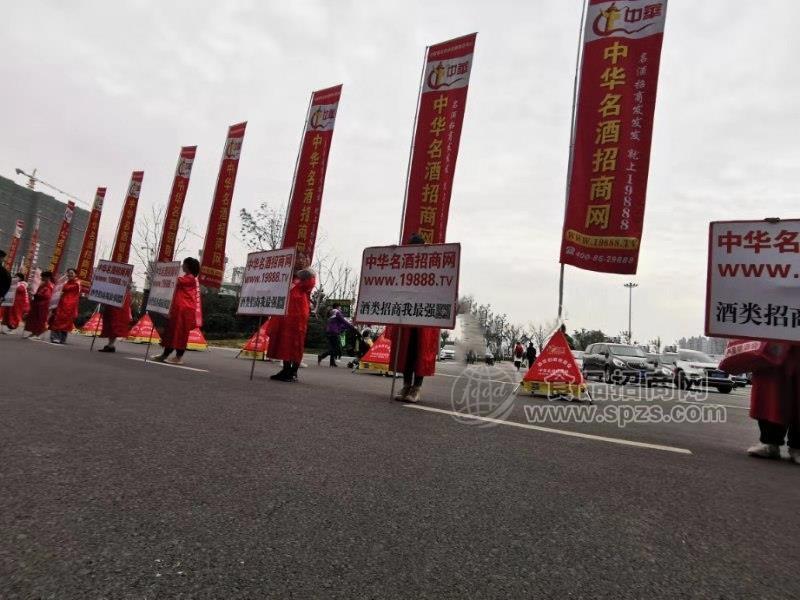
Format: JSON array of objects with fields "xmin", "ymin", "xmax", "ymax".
[
  {"xmin": 76, "ymin": 187, "xmax": 106, "ymax": 292},
  {"xmin": 3, "ymin": 219, "xmax": 24, "ymax": 270},
  {"xmin": 157, "ymin": 146, "xmax": 197, "ymax": 262},
  {"xmin": 48, "ymin": 200, "xmax": 76, "ymax": 275},
  {"xmin": 400, "ymin": 33, "xmax": 477, "ymax": 245},
  {"xmin": 559, "ymin": 0, "xmax": 668, "ymax": 274},
  {"xmin": 199, "ymin": 122, "xmax": 247, "ymax": 289},
  {"xmin": 281, "ymin": 85, "xmax": 342, "ymax": 265},
  {"xmin": 111, "ymin": 171, "xmax": 144, "ymax": 264},
  {"xmin": 21, "ymin": 215, "xmax": 40, "ymax": 277}
]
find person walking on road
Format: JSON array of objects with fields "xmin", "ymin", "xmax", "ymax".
[
  {"xmin": 267, "ymin": 267, "xmax": 316, "ymax": 382},
  {"xmin": 24, "ymin": 271, "xmax": 54, "ymax": 340},
  {"xmin": 526, "ymin": 341, "xmax": 537, "ymax": 368},
  {"xmin": 513, "ymin": 341, "xmax": 525, "ymax": 371},
  {"xmin": 152, "ymin": 257, "xmax": 200, "ymax": 365},
  {"xmin": 317, "ymin": 303, "xmax": 357, "ymax": 367},
  {"xmin": 49, "ymin": 268, "xmax": 80, "ymax": 344},
  {"xmin": 1, "ymin": 272, "xmax": 29, "ymax": 334}
]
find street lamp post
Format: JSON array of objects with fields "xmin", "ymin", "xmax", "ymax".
[{"xmin": 624, "ymin": 282, "xmax": 638, "ymax": 344}]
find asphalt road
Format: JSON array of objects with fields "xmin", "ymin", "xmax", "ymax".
[{"xmin": 1, "ymin": 333, "xmax": 799, "ymax": 599}]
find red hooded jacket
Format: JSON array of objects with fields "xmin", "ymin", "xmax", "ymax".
[{"xmin": 266, "ymin": 276, "xmax": 316, "ymax": 363}]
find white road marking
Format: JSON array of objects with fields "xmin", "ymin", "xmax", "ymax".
[
  {"xmin": 435, "ymin": 372, "xmax": 519, "ymax": 385},
  {"xmin": 404, "ymin": 404, "xmax": 693, "ymax": 455},
  {"xmin": 126, "ymin": 357, "xmax": 208, "ymax": 372}
]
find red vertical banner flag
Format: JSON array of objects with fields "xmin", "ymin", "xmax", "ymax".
[
  {"xmin": 111, "ymin": 171, "xmax": 144, "ymax": 264},
  {"xmin": 76, "ymin": 187, "xmax": 106, "ymax": 291},
  {"xmin": 21, "ymin": 216, "xmax": 40, "ymax": 277},
  {"xmin": 281, "ymin": 85, "xmax": 342, "ymax": 265},
  {"xmin": 157, "ymin": 145, "xmax": 197, "ymax": 262},
  {"xmin": 199, "ymin": 122, "xmax": 247, "ymax": 288},
  {"xmin": 4, "ymin": 219, "xmax": 24, "ymax": 269},
  {"xmin": 560, "ymin": 0, "xmax": 668, "ymax": 274},
  {"xmin": 401, "ymin": 33, "xmax": 477, "ymax": 245},
  {"xmin": 48, "ymin": 200, "xmax": 76, "ymax": 275}
]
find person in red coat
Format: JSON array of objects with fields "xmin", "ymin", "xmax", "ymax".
[
  {"xmin": 747, "ymin": 346, "xmax": 800, "ymax": 464},
  {"xmin": 24, "ymin": 271, "xmax": 54, "ymax": 339},
  {"xmin": 97, "ymin": 287, "xmax": 133, "ymax": 353},
  {"xmin": 267, "ymin": 268, "xmax": 317, "ymax": 382},
  {"xmin": 387, "ymin": 233, "xmax": 440, "ymax": 403},
  {"xmin": 1, "ymin": 273, "xmax": 29, "ymax": 334},
  {"xmin": 153, "ymin": 257, "xmax": 200, "ymax": 365},
  {"xmin": 49, "ymin": 268, "xmax": 81, "ymax": 344}
]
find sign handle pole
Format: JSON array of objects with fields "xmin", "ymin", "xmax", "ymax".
[
  {"xmin": 250, "ymin": 316, "xmax": 263, "ymax": 381},
  {"xmin": 143, "ymin": 312, "xmax": 155, "ymax": 363},
  {"xmin": 89, "ymin": 303, "xmax": 101, "ymax": 352},
  {"xmin": 389, "ymin": 326, "xmax": 403, "ymax": 401}
]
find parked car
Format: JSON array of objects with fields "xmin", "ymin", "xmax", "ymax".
[
  {"xmin": 731, "ymin": 372, "xmax": 752, "ymax": 387},
  {"xmin": 582, "ymin": 343, "xmax": 656, "ymax": 385},
  {"xmin": 571, "ymin": 350, "xmax": 584, "ymax": 370},
  {"xmin": 645, "ymin": 353, "xmax": 674, "ymax": 387},
  {"xmin": 659, "ymin": 350, "xmax": 735, "ymax": 393},
  {"xmin": 439, "ymin": 345, "xmax": 455, "ymax": 360}
]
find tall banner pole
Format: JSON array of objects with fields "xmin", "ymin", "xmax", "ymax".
[
  {"xmin": 398, "ymin": 51, "xmax": 430, "ymax": 242},
  {"xmin": 250, "ymin": 316, "xmax": 263, "ymax": 381},
  {"xmin": 388, "ymin": 33, "xmax": 476, "ymax": 397},
  {"xmin": 199, "ymin": 123, "xmax": 247, "ymax": 289},
  {"xmin": 280, "ymin": 85, "xmax": 343, "ymax": 265},
  {"xmin": 558, "ymin": 0, "xmax": 589, "ymax": 322},
  {"xmin": 3, "ymin": 219, "xmax": 24, "ymax": 269},
  {"xmin": 89, "ymin": 303, "xmax": 102, "ymax": 352},
  {"xmin": 21, "ymin": 215, "xmax": 40, "ymax": 278},
  {"xmin": 76, "ymin": 188, "xmax": 106, "ymax": 294},
  {"xmin": 47, "ymin": 200, "xmax": 76, "ymax": 276},
  {"xmin": 143, "ymin": 319, "xmax": 155, "ymax": 363},
  {"xmin": 389, "ymin": 327, "xmax": 403, "ymax": 401}
]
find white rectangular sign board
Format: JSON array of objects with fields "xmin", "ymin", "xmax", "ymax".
[
  {"xmin": 354, "ymin": 242, "xmax": 460, "ymax": 329},
  {"xmin": 148, "ymin": 261, "xmax": 181, "ymax": 316},
  {"xmin": 706, "ymin": 219, "xmax": 800, "ymax": 342},
  {"xmin": 87, "ymin": 260, "xmax": 133, "ymax": 308},
  {"xmin": 49, "ymin": 275, "xmax": 65, "ymax": 310},
  {"xmin": 237, "ymin": 248, "xmax": 296, "ymax": 316}
]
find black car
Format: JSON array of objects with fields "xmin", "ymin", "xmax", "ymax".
[{"xmin": 582, "ymin": 343, "xmax": 656, "ymax": 385}]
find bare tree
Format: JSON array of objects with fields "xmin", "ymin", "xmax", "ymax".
[
  {"xmin": 132, "ymin": 203, "xmax": 190, "ymax": 286},
  {"xmin": 239, "ymin": 202, "xmax": 285, "ymax": 251},
  {"xmin": 312, "ymin": 250, "xmax": 357, "ymax": 315},
  {"xmin": 529, "ymin": 319, "xmax": 558, "ymax": 351}
]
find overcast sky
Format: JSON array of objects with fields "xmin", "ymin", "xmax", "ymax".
[{"xmin": 2, "ymin": 1, "xmax": 799, "ymax": 345}]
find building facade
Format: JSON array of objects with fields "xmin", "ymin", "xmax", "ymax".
[{"xmin": 0, "ymin": 175, "xmax": 90, "ymax": 274}]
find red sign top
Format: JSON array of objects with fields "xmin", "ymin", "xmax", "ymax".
[{"xmin": 523, "ymin": 330, "xmax": 584, "ymax": 384}]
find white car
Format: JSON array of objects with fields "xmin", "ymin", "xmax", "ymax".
[
  {"xmin": 660, "ymin": 350, "xmax": 734, "ymax": 393},
  {"xmin": 439, "ymin": 346, "xmax": 455, "ymax": 360}
]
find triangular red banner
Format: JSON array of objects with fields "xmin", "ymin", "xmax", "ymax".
[
  {"xmin": 523, "ymin": 330, "xmax": 584, "ymax": 386},
  {"xmin": 357, "ymin": 333, "xmax": 392, "ymax": 373},
  {"xmin": 238, "ymin": 321, "xmax": 270, "ymax": 360}
]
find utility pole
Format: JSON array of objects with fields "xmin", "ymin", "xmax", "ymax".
[{"xmin": 624, "ymin": 282, "xmax": 638, "ymax": 344}]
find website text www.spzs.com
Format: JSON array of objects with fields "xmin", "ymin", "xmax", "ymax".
[
  {"xmin": 716, "ymin": 263, "xmax": 793, "ymax": 278},
  {"xmin": 523, "ymin": 403, "xmax": 726, "ymax": 428}
]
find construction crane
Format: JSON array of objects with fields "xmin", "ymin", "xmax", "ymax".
[{"xmin": 14, "ymin": 167, "xmax": 88, "ymax": 207}]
